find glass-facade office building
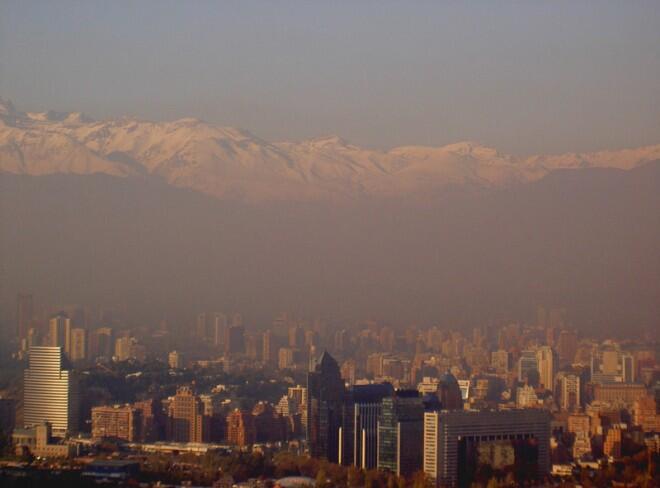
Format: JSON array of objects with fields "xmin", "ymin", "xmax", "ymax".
[{"xmin": 377, "ymin": 390, "xmax": 424, "ymax": 477}]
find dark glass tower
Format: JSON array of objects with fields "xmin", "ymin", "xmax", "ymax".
[
  {"xmin": 377, "ymin": 389, "xmax": 424, "ymax": 477},
  {"xmin": 340, "ymin": 382, "xmax": 394, "ymax": 469},
  {"xmin": 307, "ymin": 351, "xmax": 344, "ymax": 462}
]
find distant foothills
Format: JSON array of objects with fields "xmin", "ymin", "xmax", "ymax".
[{"xmin": 1, "ymin": 97, "xmax": 659, "ymax": 202}]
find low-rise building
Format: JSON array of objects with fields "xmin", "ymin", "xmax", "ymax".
[{"xmin": 12, "ymin": 422, "xmax": 76, "ymax": 458}]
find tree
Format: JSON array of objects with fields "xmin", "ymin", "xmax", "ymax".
[
  {"xmin": 347, "ymin": 466, "xmax": 364, "ymax": 487},
  {"xmin": 315, "ymin": 468, "xmax": 330, "ymax": 488},
  {"xmin": 411, "ymin": 470, "xmax": 433, "ymax": 488},
  {"xmin": 0, "ymin": 428, "xmax": 11, "ymax": 457}
]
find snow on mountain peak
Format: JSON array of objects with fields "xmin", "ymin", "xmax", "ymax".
[{"xmin": 1, "ymin": 98, "xmax": 657, "ymax": 201}]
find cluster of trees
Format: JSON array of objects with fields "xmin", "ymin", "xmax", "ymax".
[
  {"xmin": 139, "ymin": 448, "xmax": 660, "ymax": 488},
  {"xmin": 141, "ymin": 450, "xmax": 430, "ymax": 487},
  {"xmin": 0, "ymin": 428, "xmax": 12, "ymax": 459},
  {"xmin": 272, "ymin": 451, "xmax": 421, "ymax": 488},
  {"xmin": 80, "ymin": 360, "xmax": 290, "ymax": 408},
  {"xmin": 576, "ymin": 450, "xmax": 658, "ymax": 488}
]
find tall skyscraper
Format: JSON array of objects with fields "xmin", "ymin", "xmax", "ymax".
[
  {"xmin": 69, "ymin": 328, "xmax": 87, "ymax": 362},
  {"xmin": 16, "ymin": 293, "xmax": 33, "ymax": 342},
  {"xmin": 278, "ymin": 347, "xmax": 297, "ymax": 370},
  {"xmin": 307, "ymin": 351, "xmax": 344, "ymax": 462},
  {"xmin": 621, "ymin": 353, "xmax": 635, "ymax": 383},
  {"xmin": 212, "ymin": 312, "xmax": 227, "ymax": 348},
  {"xmin": 262, "ymin": 329, "xmax": 276, "ymax": 365},
  {"xmin": 289, "ymin": 325, "xmax": 305, "ymax": 348},
  {"xmin": 48, "ymin": 313, "xmax": 71, "ymax": 351},
  {"xmin": 377, "ymin": 389, "xmax": 424, "ymax": 477},
  {"xmin": 226, "ymin": 409, "xmax": 256, "ymax": 447},
  {"xmin": 560, "ymin": 373, "xmax": 580, "ymax": 411},
  {"xmin": 195, "ymin": 313, "xmax": 208, "ymax": 341},
  {"xmin": 24, "ymin": 346, "xmax": 78, "ymax": 437},
  {"xmin": 557, "ymin": 330, "xmax": 578, "ymax": 365},
  {"xmin": 436, "ymin": 371, "xmax": 463, "ymax": 410},
  {"xmin": 536, "ymin": 346, "xmax": 556, "ymax": 391},
  {"xmin": 340, "ymin": 383, "xmax": 393, "ymax": 469},
  {"xmin": 245, "ymin": 332, "xmax": 262, "ymax": 360},
  {"xmin": 224, "ymin": 325, "xmax": 245, "ymax": 356},
  {"xmin": 90, "ymin": 327, "xmax": 114, "ymax": 359},
  {"xmin": 518, "ymin": 350, "xmax": 539, "ymax": 384}
]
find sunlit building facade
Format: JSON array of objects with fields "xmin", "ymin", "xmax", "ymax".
[{"xmin": 23, "ymin": 346, "xmax": 78, "ymax": 437}]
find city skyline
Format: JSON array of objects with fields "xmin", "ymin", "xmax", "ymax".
[{"xmin": 0, "ymin": 2, "xmax": 658, "ymax": 486}]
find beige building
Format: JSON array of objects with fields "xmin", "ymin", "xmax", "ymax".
[
  {"xmin": 633, "ymin": 395, "xmax": 659, "ymax": 432},
  {"xmin": 593, "ymin": 384, "xmax": 647, "ymax": 406},
  {"xmin": 91, "ymin": 404, "xmax": 141, "ymax": 442},
  {"xmin": 70, "ymin": 328, "xmax": 87, "ymax": 361},
  {"xmin": 167, "ymin": 386, "xmax": 206, "ymax": 443},
  {"xmin": 168, "ymin": 350, "xmax": 184, "ymax": 369},
  {"xmin": 13, "ymin": 422, "xmax": 75, "ymax": 458}
]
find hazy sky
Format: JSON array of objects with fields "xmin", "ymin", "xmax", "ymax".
[{"xmin": 1, "ymin": 1, "xmax": 659, "ymax": 154}]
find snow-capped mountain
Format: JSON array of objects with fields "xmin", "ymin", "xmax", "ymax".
[{"xmin": 1, "ymin": 98, "xmax": 658, "ymax": 201}]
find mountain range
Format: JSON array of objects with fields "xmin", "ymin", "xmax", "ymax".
[{"xmin": 2, "ymin": 97, "xmax": 659, "ymax": 201}]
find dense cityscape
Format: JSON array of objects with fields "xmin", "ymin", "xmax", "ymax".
[
  {"xmin": 0, "ymin": 296, "xmax": 657, "ymax": 487},
  {"xmin": 2, "ymin": 2, "xmax": 659, "ymax": 488}
]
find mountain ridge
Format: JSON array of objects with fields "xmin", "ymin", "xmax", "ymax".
[{"xmin": 2, "ymin": 97, "xmax": 659, "ymax": 201}]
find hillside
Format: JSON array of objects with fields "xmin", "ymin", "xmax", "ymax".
[{"xmin": 1, "ymin": 162, "xmax": 658, "ymax": 332}]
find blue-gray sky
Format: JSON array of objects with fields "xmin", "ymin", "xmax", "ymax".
[{"xmin": 1, "ymin": 1, "xmax": 659, "ymax": 155}]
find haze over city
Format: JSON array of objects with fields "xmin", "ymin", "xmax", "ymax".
[{"xmin": 0, "ymin": 2, "xmax": 659, "ymax": 487}]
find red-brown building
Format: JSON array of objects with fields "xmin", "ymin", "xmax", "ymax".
[
  {"xmin": 226, "ymin": 409, "xmax": 256, "ymax": 447},
  {"xmin": 633, "ymin": 395, "xmax": 659, "ymax": 432}
]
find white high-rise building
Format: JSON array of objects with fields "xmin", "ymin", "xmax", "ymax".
[
  {"xmin": 23, "ymin": 346, "xmax": 78, "ymax": 437},
  {"xmin": 560, "ymin": 374, "xmax": 580, "ymax": 411},
  {"xmin": 423, "ymin": 409, "xmax": 440, "ymax": 482}
]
